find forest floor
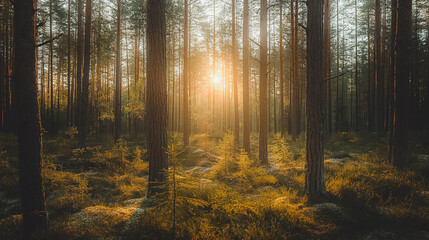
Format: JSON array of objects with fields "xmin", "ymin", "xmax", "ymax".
[{"xmin": 1, "ymin": 130, "xmax": 429, "ymax": 239}]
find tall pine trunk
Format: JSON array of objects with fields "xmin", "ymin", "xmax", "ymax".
[
  {"xmin": 79, "ymin": 0, "xmax": 92, "ymax": 148},
  {"xmin": 306, "ymin": 0, "xmax": 326, "ymax": 202},
  {"xmin": 375, "ymin": 0, "xmax": 385, "ymax": 136},
  {"xmin": 242, "ymin": 0, "xmax": 250, "ymax": 153},
  {"xmin": 114, "ymin": 0, "xmax": 122, "ymax": 140},
  {"xmin": 183, "ymin": 0, "xmax": 190, "ymax": 146},
  {"xmin": 259, "ymin": 0, "xmax": 268, "ymax": 164},
  {"xmin": 232, "ymin": 0, "xmax": 239, "ymax": 145},
  {"xmin": 146, "ymin": 0, "xmax": 168, "ymax": 197},
  {"xmin": 76, "ymin": 0, "xmax": 83, "ymax": 131},
  {"xmin": 390, "ymin": 0, "xmax": 411, "ymax": 169},
  {"xmin": 14, "ymin": 0, "xmax": 48, "ymax": 236},
  {"xmin": 323, "ymin": 0, "xmax": 331, "ymax": 136}
]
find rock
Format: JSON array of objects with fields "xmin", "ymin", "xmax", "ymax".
[
  {"xmin": 193, "ymin": 148, "xmax": 205, "ymax": 155},
  {"xmin": 273, "ymin": 196, "xmax": 290, "ymax": 206},
  {"xmin": 79, "ymin": 172, "xmax": 99, "ymax": 177},
  {"xmin": 325, "ymin": 157, "xmax": 351, "ymax": 165},
  {"xmin": 259, "ymin": 186, "xmax": 276, "ymax": 192},
  {"xmin": 417, "ymin": 154, "xmax": 429, "ymax": 161},
  {"xmin": 123, "ymin": 198, "xmax": 145, "ymax": 208},
  {"xmin": 67, "ymin": 205, "xmax": 138, "ymax": 237},
  {"xmin": 310, "ymin": 203, "xmax": 355, "ymax": 225},
  {"xmin": 199, "ymin": 178, "xmax": 217, "ymax": 188},
  {"xmin": 124, "ymin": 208, "xmax": 147, "ymax": 231},
  {"xmin": 199, "ymin": 158, "xmax": 212, "ymax": 167},
  {"xmin": 185, "ymin": 166, "xmax": 212, "ymax": 175},
  {"xmin": 361, "ymin": 231, "xmax": 403, "ymax": 240},
  {"xmin": 266, "ymin": 163, "xmax": 280, "ymax": 175},
  {"xmin": 0, "ymin": 192, "xmax": 20, "ymax": 217}
]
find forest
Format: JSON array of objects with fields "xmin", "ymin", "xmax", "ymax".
[{"xmin": 1, "ymin": 0, "xmax": 429, "ymax": 239}]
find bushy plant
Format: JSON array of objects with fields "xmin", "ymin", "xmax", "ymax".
[
  {"xmin": 0, "ymin": 149, "xmax": 18, "ymax": 191},
  {"xmin": 326, "ymin": 158, "xmax": 429, "ymax": 225},
  {"xmin": 210, "ymin": 132, "xmax": 238, "ymax": 181},
  {"xmin": 271, "ymin": 134, "xmax": 294, "ymax": 165},
  {"xmin": 190, "ymin": 133, "xmax": 217, "ymax": 153},
  {"xmin": 131, "ymin": 147, "xmax": 148, "ymax": 176},
  {"xmin": 42, "ymin": 158, "xmax": 90, "ymax": 214},
  {"xmin": 234, "ymin": 150, "xmax": 278, "ymax": 191}
]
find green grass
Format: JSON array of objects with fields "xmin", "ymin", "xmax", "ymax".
[{"xmin": 1, "ymin": 131, "xmax": 429, "ymax": 239}]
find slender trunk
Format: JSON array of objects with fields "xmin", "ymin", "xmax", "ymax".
[
  {"xmin": 232, "ymin": 0, "xmax": 239, "ymax": 145},
  {"xmin": 375, "ymin": 0, "xmax": 385, "ymax": 136},
  {"xmin": 114, "ymin": 0, "xmax": 122, "ymax": 140},
  {"xmin": 49, "ymin": 0, "xmax": 54, "ymax": 132},
  {"xmin": 183, "ymin": 0, "xmax": 190, "ymax": 146},
  {"xmin": 242, "ymin": 0, "xmax": 250, "ymax": 153},
  {"xmin": 291, "ymin": 0, "xmax": 298, "ymax": 140},
  {"xmin": 367, "ymin": 9, "xmax": 372, "ymax": 131},
  {"xmin": 259, "ymin": 0, "xmax": 268, "ymax": 164},
  {"xmin": 335, "ymin": 0, "xmax": 340, "ymax": 132},
  {"xmin": 79, "ymin": 0, "xmax": 92, "ymax": 148},
  {"xmin": 279, "ymin": 1, "xmax": 284, "ymax": 136},
  {"xmin": 76, "ymin": 0, "xmax": 83, "ymax": 129},
  {"xmin": 355, "ymin": 0, "xmax": 359, "ymax": 131},
  {"xmin": 323, "ymin": 0, "xmax": 331, "ymax": 136},
  {"xmin": 67, "ymin": 0, "xmax": 71, "ymax": 125}
]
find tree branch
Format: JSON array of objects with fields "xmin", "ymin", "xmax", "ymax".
[
  {"xmin": 36, "ymin": 34, "xmax": 63, "ymax": 48},
  {"xmin": 324, "ymin": 72, "xmax": 346, "ymax": 81}
]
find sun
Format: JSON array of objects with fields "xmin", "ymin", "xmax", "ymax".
[{"xmin": 212, "ymin": 75, "xmax": 221, "ymax": 85}]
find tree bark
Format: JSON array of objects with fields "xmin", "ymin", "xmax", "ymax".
[
  {"xmin": 14, "ymin": 0, "xmax": 48, "ymax": 236},
  {"xmin": 67, "ymin": 0, "xmax": 71, "ymax": 125},
  {"xmin": 114, "ymin": 0, "xmax": 122, "ymax": 141},
  {"xmin": 323, "ymin": 0, "xmax": 331, "ymax": 136},
  {"xmin": 146, "ymin": 0, "xmax": 168, "ymax": 197},
  {"xmin": 76, "ymin": 0, "xmax": 83, "ymax": 130},
  {"xmin": 354, "ymin": 0, "xmax": 359, "ymax": 131},
  {"xmin": 242, "ymin": 0, "xmax": 250, "ymax": 153},
  {"xmin": 259, "ymin": 0, "xmax": 268, "ymax": 164},
  {"xmin": 79, "ymin": 0, "xmax": 92, "ymax": 148},
  {"xmin": 387, "ymin": 0, "xmax": 397, "ymax": 161},
  {"xmin": 375, "ymin": 0, "xmax": 385, "ymax": 136},
  {"xmin": 390, "ymin": 0, "xmax": 411, "ymax": 169},
  {"xmin": 183, "ymin": 0, "xmax": 190, "ymax": 146},
  {"xmin": 306, "ymin": 0, "xmax": 326, "ymax": 203},
  {"xmin": 232, "ymin": 0, "xmax": 239, "ymax": 145}
]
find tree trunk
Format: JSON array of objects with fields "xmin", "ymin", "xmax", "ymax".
[
  {"xmin": 67, "ymin": 0, "xmax": 71, "ymax": 125},
  {"xmin": 76, "ymin": 0, "xmax": 83, "ymax": 130},
  {"xmin": 291, "ymin": 0, "xmax": 300, "ymax": 140},
  {"xmin": 114, "ymin": 0, "xmax": 122, "ymax": 141},
  {"xmin": 306, "ymin": 0, "xmax": 326, "ymax": 203},
  {"xmin": 146, "ymin": 0, "xmax": 168, "ymax": 197},
  {"xmin": 375, "ymin": 0, "xmax": 384, "ymax": 136},
  {"xmin": 79, "ymin": 0, "xmax": 92, "ymax": 148},
  {"xmin": 183, "ymin": 0, "xmax": 190, "ymax": 146},
  {"xmin": 232, "ymin": 0, "xmax": 239, "ymax": 145},
  {"xmin": 279, "ymin": 1, "xmax": 284, "ymax": 136},
  {"xmin": 323, "ymin": 0, "xmax": 331, "ymax": 136},
  {"xmin": 387, "ymin": 0, "xmax": 397, "ymax": 161},
  {"xmin": 355, "ymin": 0, "xmax": 359, "ymax": 131},
  {"xmin": 242, "ymin": 0, "xmax": 250, "ymax": 153},
  {"xmin": 259, "ymin": 0, "xmax": 268, "ymax": 164},
  {"xmin": 390, "ymin": 0, "xmax": 411, "ymax": 169},
  {"xmin": 14, "ymin": 0, "xmax": 48, "ymax": 236},
  {"xmin": 49, "ymin": 0, "xmax": 54, "ymax": 133},
  {"xmin": 335, "ymin": 0, "xmax": 340, "ymax": 132}
]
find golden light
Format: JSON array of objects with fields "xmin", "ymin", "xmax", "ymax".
[{"xmin": 212, "ymin": 75, "xmax": 221, "ymax": 85}]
